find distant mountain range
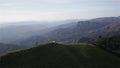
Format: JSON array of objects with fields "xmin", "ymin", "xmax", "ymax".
[
  {"xmin": 0, "ymin": 43, "xmax": 24, "ymax": 54},
  {"xmin": 14, "ymin": 16, "xmax": 120, "ymax": 46},
  {"xmin": 0, "ymin": 16, "xmax": 120, "ymax": 67},
  {"xmin": 47, "ymin": 16, "xmax": 120, "ymax": 41},
  {"xmin": 0, "ymin": 16, "xmax": 120, "ymax": 53},
  {"xmin": 0, "ymin": 20, "xmax": 78, "ymax": 53},
  {"xmin": 0, "ymin": 20, "xmax": 76, "ymax": 43}
]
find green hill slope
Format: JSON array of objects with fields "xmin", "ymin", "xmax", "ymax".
[{"xmin": 0, "ymin": 43, "xmax": 120, "ymax": 67}]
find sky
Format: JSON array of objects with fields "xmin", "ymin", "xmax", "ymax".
[{"xmin": 0, "ymin": 0, "xmax": 120, "ymax": 23}]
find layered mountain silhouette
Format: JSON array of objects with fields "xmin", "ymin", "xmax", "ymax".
[
  {"xmin": 0, "ymin": 43, "xmax": 24, "ymax": 53},
  {"xmin": 0, "ymin": 20, "xmax": 75, "ymax": 43},
  {"xmin": 0, "ymin": 16, "xmax": 120, "ymax": 67},
  {"xmin": 14, "ymin": 16, "xmax": 120, "ymax": 46}
]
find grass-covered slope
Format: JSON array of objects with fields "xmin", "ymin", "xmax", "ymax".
[
  {"xmin": 94, "ymin": 35, "xmax": 120, "ymax": 50},
  {"xmin": 0, "ymin": 43, "xmax": 120, "ymax": 67}
]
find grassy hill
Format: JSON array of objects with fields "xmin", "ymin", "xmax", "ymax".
[
  {"xmin": 0, "ymin": 43, "xmax": 120, "ymax": 67},
  {"xmin": 93, "ymin": 35, "xmax": 120, "ymax": 56}
]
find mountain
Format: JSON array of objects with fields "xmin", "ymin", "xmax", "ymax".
[
  {"xmin": 13, "ymin": 36, "xmax": 50, "ymax": 47},
  {"xmin": 87, "ymin": 22, "xmax": 120, "ymax": 38},
  {"xmin": 0, "ymin": 22, "xmax": 54, "ymax": 43},
  {"xmin": 0, "ymin": 43, "xmax": 120, "ymax": 67},
  {"xmin": 89, "ymin": 17, "xmax": 120, "ymax": 23},
  {"xmin": 0, "ymin": 20, "xmax": 76, "ymax": 43},
  {"xmin": 12, "ymin": 16, "xmax": 120, "ymax": 46},
  {"xmin": 48, "ymin": 17, "xmax": 120, "ymax": 41},
  {"xmin": 0, "ymin": 43, "xmax": 24, "ymax": 54},
  {"xmin": 45, "ymin": 16, "xmax": 120, "ymax": 42}
]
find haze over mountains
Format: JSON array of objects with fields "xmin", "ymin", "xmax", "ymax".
[
  {"xmin": 0, "ymin": 16, "xmax": 120, "ymax": 53},
  {"xmin": 0, "ymin": 0, "xmax": 120, "ymax": 67},
  {"xmin": 11, "ymin": 16, "xmax": 120, "ymax": 46},
  {"xmin": 0, "ymin": 20, "xmax": 77, "ymax": 43},
  {"xmin": 0, "ymin": 16, "xmax": 120, "ymax": 67},
  {"xmin": 0, "ymin": 43, "xmax": 23, "ymax": 53}
]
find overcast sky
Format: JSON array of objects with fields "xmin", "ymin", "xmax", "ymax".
[{"xmin": 0, "ymin": 0, "xmax": 120, "ymax": 23}]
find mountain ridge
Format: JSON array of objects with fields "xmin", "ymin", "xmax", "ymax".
[
  {"xmin": 0, "ymin": 43, "xmax": 120, "ymax": 67},
  {"xmin": 12, "ymin": 16, "xmax": 120, "ymax": 46}
]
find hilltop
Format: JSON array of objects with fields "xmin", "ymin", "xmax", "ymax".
[{"xmin": 0, "ymin": 43, "xmax": 120, "ymax": 67}]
